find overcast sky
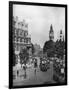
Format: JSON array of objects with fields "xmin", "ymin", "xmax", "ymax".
[{"xmin": 13, "ymin": 5, "xmax": 65, "ymax": 48}]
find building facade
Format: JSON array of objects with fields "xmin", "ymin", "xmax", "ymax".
[{"xmin": 13, "ymin": 16, "xmax": 32, "ymax": 56}]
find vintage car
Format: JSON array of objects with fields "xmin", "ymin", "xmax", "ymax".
[
  {"xmin": 40, "ymin": 57, "xmax": 50, "ymax": 71},
  {"xmin": 53, "ymin": 58, "xmax": 65, "ymax": 83}
]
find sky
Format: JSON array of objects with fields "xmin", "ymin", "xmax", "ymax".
[{"xmin": 13, "ymin": 4, "xmax": 65, "ymax": 48}]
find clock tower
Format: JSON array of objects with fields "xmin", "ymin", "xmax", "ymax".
[{"xmin": 49, "ymin": 24, "xmax": 54, "ymax": 41}]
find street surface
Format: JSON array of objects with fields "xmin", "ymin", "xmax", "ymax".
[{"xmin": 13, "ymin": 57, "xmax": 56, "ymax": 86}]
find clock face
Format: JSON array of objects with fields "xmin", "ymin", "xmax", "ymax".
[{"xmin": 49, "ymin": 33, "xmax": 53, "ymax": 37}]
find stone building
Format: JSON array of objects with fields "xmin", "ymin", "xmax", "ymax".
[{"xmin": 13, "ymin": 16, "xmax": 32, "ymax": 58}]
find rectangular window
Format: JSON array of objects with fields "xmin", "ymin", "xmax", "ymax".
[
  {"xmin": 13, "ymin": 36, "xmax": 16, "ymax": 42},
  {"xmin": 18, "ymin": 38, "xmax": 20, "ymax": 42},
  {"xmin": 20, "ymin": 38, "xmax": 22, "ymax": 42},
  {"xmin": 22, "ymin": 38, "xmax": 24, "ymax": 42},
  {"xmin": 14, "ymin": 29, "xmax": 17, "ymax": 36},
  {"xmin": 22, "ymin": 31, "xmax": 24, "ymax": 37},
  {"xmin": 24, "ymin": 39, "xmax": 26, "ymax": 43}
]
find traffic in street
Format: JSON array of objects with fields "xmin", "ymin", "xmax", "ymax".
[{"xmin": 13, "ymin": 56, "xmax": 65, "ymax": 86}]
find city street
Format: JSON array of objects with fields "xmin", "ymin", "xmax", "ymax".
[
  {"xmin": 12, "ymin": 13, "xmax": 65, "ymax": 87},
  {"xmin": 13, "ymin": 57, "xmax": 56, "ymax": 86}
]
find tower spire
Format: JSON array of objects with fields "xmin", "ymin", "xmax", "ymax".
[
  {"xmin": 60, "ymin": 30, "xmax": 63, "ymax": 41},
  {"xmin": 49, "ymin": 24, "xmax": 54, "ymax": 41}
]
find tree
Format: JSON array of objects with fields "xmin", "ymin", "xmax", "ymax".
[{"xmin": 19, "ymin": 48, "xmax": 29, "ymax": 66}]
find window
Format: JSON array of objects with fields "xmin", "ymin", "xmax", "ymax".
[
  {"xmin": 24, "ymin": 39, "xmax": 26, "ymax": 43},
  {"xmin": 25, "ymin": 31, "xmax": 28, "ymax": 36},
  {"xmin": 22, "ymin": 39, "xmax": 24, "ymax": 42},
  {"xmin": 17, "ymin": 29, "xmax": 20, "ymax": 36},
  {"xmin": 22, "ymin": 31, "xmax": 24, "ymax": 37},
  {"xmin": 20, "ymin": 30, "xmax": 23, "ymax": 36},
  {"xmin": 14, "ymin": 37, "xmax": 17, "ymax": 42},
  {"xmin": 15, "ymin": 29, "xmax": 17, "ymax": 36},
  {"xmin": 28, "ymin": 38, "xmax": 31, "ymax": 43},
  {"xmin": 25, "ymin": 39, "xmax": 28, "ymax": 43},
  {"xmin": 18, "ymin": 38, "xmax": 20, "ymax": 42},
  {"xmin": 24, "ymin": 32, "xmax": 26, "ymax": 37}
]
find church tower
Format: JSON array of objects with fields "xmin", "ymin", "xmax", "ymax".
[
  {"xmin": 60, "ymin": 30, "xmax": 63, "ymax": 41},
  {"xmin": 49, "ymin": 24, "xmax": 54, "ymax": 41}
]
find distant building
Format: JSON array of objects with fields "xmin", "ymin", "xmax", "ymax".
[
  {"xmin": 43, "ymin": 24, "xmax": 55, "ymax": 57},
  {"xmin": 34, "ymin": 43, "xmax": 41, "ymax": 56},
  {"xmin": 60, "ymin": 30, "xmax": 64, "ymax": 41},
  {"xmin": 43, "ymin": 24, "xmax": 65, "ymax": 58},
  {"xmin": 13, "ymin": 16, "xmax": 32, "ymax": 57}
]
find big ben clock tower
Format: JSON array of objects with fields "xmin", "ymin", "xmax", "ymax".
[{"xmin": 49, "ymin": 24, "xmax": 54, "ymax": 41}]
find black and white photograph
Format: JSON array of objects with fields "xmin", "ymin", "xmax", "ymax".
[{"xmin": 9, "ymin": 1, "xmax": 67, "ymax": 89}]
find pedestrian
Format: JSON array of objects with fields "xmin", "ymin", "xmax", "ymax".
[
  {"xmin": 34, "ymin": 59, "xmax": 37, "ymax": 68},
  {"xmin": 17, "ymin": 70, "xmax": 19, "ymax": 77}
]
